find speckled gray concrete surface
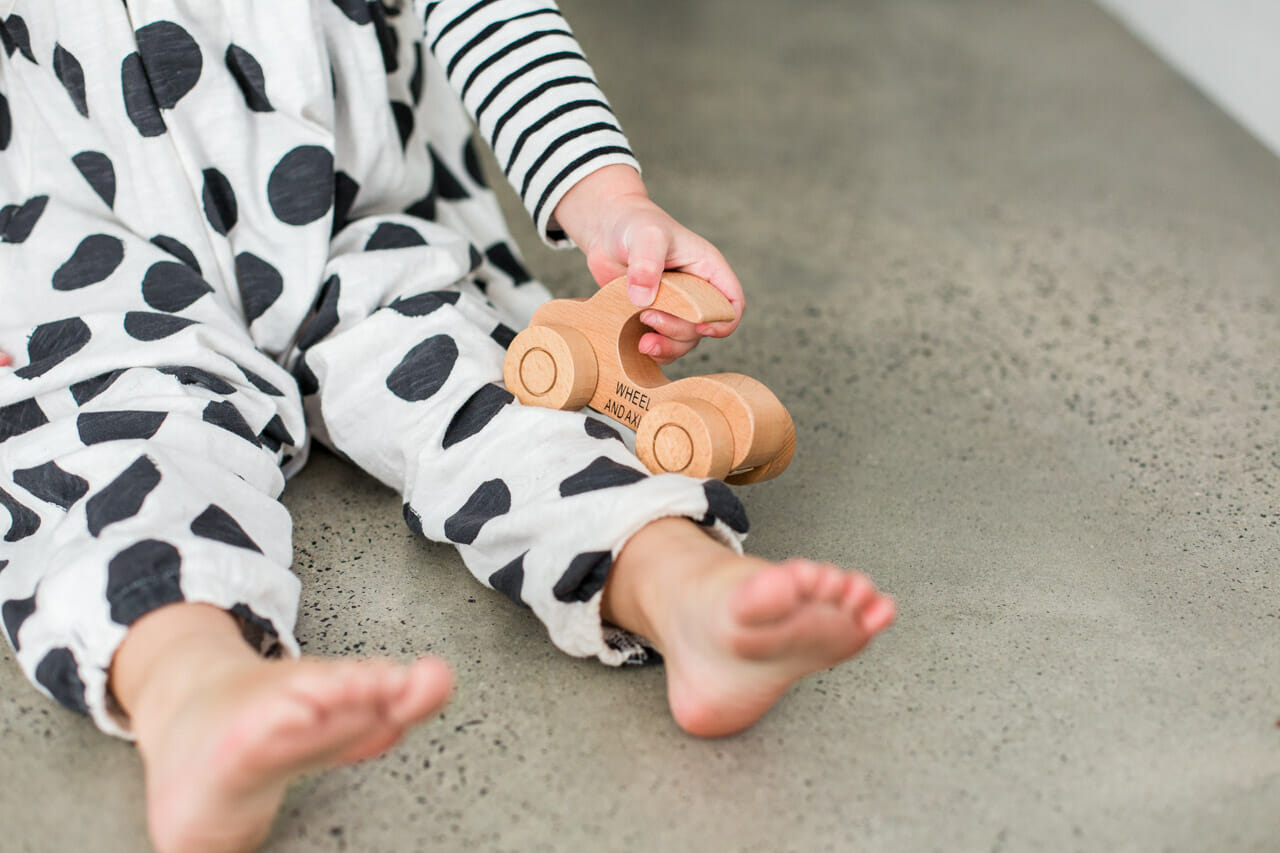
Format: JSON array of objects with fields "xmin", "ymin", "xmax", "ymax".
[{"xmin": 3, "ymin": 1, "xmax": 1278, "ymax": 851}]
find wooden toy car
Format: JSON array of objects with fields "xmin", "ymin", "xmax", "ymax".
[{"xmin": 503, "ymin": 272, "xmax": 795, "ymax": 483}]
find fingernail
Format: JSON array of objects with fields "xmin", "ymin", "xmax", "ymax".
[{"xmin": 627, "ymin": 285, "xmax": 655, "ymax": 307}]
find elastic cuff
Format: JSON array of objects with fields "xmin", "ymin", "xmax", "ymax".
[{"xmin": 542, "ymin": 474, "xmax": 749, "ymax": 669}]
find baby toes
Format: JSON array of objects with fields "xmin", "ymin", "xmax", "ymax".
[
  {"xmin": 858, "ymin": 594, "xmax": 897, "ymax": 635},
  {"xmin": 729, "ymin": 564, "xmax": 803, "ymax": 626}
]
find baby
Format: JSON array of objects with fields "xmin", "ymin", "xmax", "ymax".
[{"xmin": 0, "ymin": 2, "xmax": 894, "ymax": 851}]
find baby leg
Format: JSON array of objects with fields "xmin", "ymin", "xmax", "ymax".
[
  {"xmin": 299, "ymin": 244, "xmax": 893, "ymax": 735},
  {"xmin": 0, "ymin": 193, "xmax": 451, "ymax": 853},
  {"xmin": 112, "ymin": 603, "xmax": 451, "ymax": 853},
  {"xmin": 605, "ymin": 518, "xmax": 895, "ymax": 737}
]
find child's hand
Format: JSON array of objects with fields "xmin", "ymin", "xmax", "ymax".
[
  {"xmin": 553, "ymin": 165, "xmax": 743, "ymax": 365},
  {"xmin": 0, "ymin": 350, "xmax": 10, "ymax": 367}
]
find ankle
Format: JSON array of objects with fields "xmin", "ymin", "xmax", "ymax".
[
  {"xmin": 603, "ymin": 517, "xmax": 729, "ymax": 640},
  {"xmin": 111, "ymin": 604, "xmax": 260, "ymax": 734}
]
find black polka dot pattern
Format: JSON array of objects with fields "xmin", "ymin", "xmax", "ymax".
[
  {"xmin": 386, "ymin": 335, "xmax": 458, "ymax": 402},
  {"xmin": 332, "ymin": 171, "xmax": 360, "ymax": 236},
  {"xmin": 150, "ymin": 235, "xmax": 200, "ymax": 272},
  {"xmin": 699, "ymin": 480, "xmax": 749, "ymax": 534},
  {"xmin": 0, "ymin": 93, "xmax": 11, "ymax": 150},
  {"xmin": 0, "ymin": 486, "xmax": 41, "ymax": 541},
  {"xmin": 235, "ymin": 252, "xmax": 283, "ymax": 323},
  {"xmin": 552, "ymin": 551, "xmax": 612, "ymax": 603},
  {"xmin": 267, "ymin": 145, "xmax": 334, "ymax": 226},
  {"xmin": 3, "ymin": 16, "xmax": 36, "ymax": 64},
  {"xmin": 190, "ymin": 504, "xmax": 261, "ymax": 552},
  {"xmin": 296, "ymin": 274, "xmax": 340, "ymax": 349},
  {"xmin": 225, "ymin": 44, "xmax": 273, "ymax": 111},
  {"xmin": 409, "ymin": 43, "xmax": 425, "ymax": 104},
  {"xmin": 77, "ymin": 410, "xmax": 167, "ymax": 445},
  {"xmin": 404, "ymin": 190, "xmax": 436, "ymax": 221},
  {"xmin": 443, "ymin": 479, "xmax": 510, "ymax": 545},
  {"xmin": 463, "ymin": 137, "xmax": 488, "ymax": 187},
  {"xmin": 16, "ymin": 317, "xmax": 92, "ymax": 379},
  {"xmin": 124, "ymin": 311, "xmax": 196, "ymax": 341},
  {"xmin": 584, "ymin": 418, "xmax": 624, "ymax": 442},
  {"xmin": 0, "ymin": 5, "xmax": 677, "ymax": 697},
  {"xmin": 135, "ymin": 21, "xmax": 203, "ymax": 108},
  {"xmin": 70, "ymin": 369, "xmax": 125, "ymax": 405},
  {"xmin": 2, "ymin": 594, "xmax": 35, "ymax": 650},
  {"xmin": 34, "ymin": 647, "xmax": 89, "ymax": 714},
  {"xmin": 52, "ymin": 234, "xmax": 124, "ymax": 290},
  {"xmin": 391, "ymin": 101, "xmax": 414, "ymax": 148},
  {"xmin": 141, "ymin": 261, "xmax": 213, "ymax": 312},
  {"xmin": 53, "ymin": 44, "xmax": 89, "ymax": 117},
  {"xmin": 388, "ymin": 290, "xmax": 459, "ymax": 316},
  {"xmin": 332, "ymin": 0, "xmax": 372, "ymax": 25},
  {"xmin": 12, "ymin": 461, "xmax": 89, "ymax": 510},
  {"xmin": 490, "ymin": 324, "xmax": 516, "ymax": 349},
  {"xmin": 157, "ymin": 365, "xmax": 236, "ymax": 395},
  {"xmin": 202, "ymin": 168, "xmax": 239, "ymax": 235},
  {"xmin": 202, "ymin": 400, "xmax": 260, "ymax": 445},
  {"xmin": 429, "ymin": 144, "xmax": 469, "ymax": 200},
  {"xmin": 559, "ymin": 457, "xmax": 647, "ymax": 498},
  {"xmin": 365, "ymin": 222, "xmax": 425, "ymax": 251},
  {"xmin": 485, "ymin": 242, "xmax": 531, "ymax": 285},
  {"xmin": 122, "ymin": 52, "xmax": 167, "ymax": 137},
  {"xmin": 370, "ymin": 2, "xmax": 398, "ymax": 72},
  {"xmin": 1, "ymin": 195, "xmax": 49, "ymax": 244},
  {"xmin": 442, "ymin": 384, "xmax": 513, "ymax": 449},
  {"xmin": 72, "ymin": 152, "xmax": 117, "ymax": 208},
  {"xmin": 85, "ymin": 455, "xmax": 161, "ymax": 537},
  {"xmin": 237, "ymin": 364, "xmax": 284, "ymax": 397},
  {"xmin": 0, "ymin": 398, "xmax": 50, "ymax": 443},
  {"xmin": 258, "ymin": 414, "xmax": 295, "ymax": 451},
  {"xmin": 291, "ymin": 354, "xmax": 319, "ymax": 395},
  {"xmin": 402, "ymin": 502, "xmax": 425, "ymax": 537},
  {"xmin": 106, "ymin": 539, "xmax": 184, "ymax": 625},
  {"xmin": 488, "ymin": 552, "xmax": 528, "ymax": 607}
]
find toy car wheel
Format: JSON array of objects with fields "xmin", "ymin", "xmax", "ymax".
[
  {"xmin": 725, "ymin": 419, "xmax": 795, "ymax": 484},
  {"xmin": 503, "ymin": 324, "xmax": 598, "ymax": 410},
  {"xmin": 636, "ymin": 398, "xmax": 735, "ymax": 479}
]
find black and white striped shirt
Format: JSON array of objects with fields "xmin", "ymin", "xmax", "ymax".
[{"xmin": 418, "ymin": 0, "xmax": 640, "ymax": 244}]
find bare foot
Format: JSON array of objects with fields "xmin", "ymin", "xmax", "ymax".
[
  {"xmin": 112, "ymin": 605, "xmax": 453, "ymax": 853},
  {"xmin": 605, "ymin": 519, "xmax": 894, "ymax": 737}
]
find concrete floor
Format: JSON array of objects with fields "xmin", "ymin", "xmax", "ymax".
[{"xmin": 4, "ymin": 1, "xmax": 1278, "ymax": 850}]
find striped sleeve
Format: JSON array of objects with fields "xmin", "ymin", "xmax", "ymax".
[{"xmin": 418, "ymin": 0, "xmax": 641, "ymax": 245}]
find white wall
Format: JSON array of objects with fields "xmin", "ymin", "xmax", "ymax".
[{"xmin": 1094, "ymin": 0, "xmax": 1280, "ymax": 158}]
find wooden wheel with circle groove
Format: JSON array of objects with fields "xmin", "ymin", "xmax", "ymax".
[
  {"xmin": 503, "ymin": 324, "xmax": 599, "ymax": 410},
  {"xmin": 636, "ymin": 398, "xmax": 735, "ymax": 479}
]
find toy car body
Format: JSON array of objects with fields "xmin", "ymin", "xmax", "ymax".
[{"xmin": 503, "ymin": 273, "xmax": 795, "ymax": 484}]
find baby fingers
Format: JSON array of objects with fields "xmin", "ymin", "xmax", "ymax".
[
  {"xmin": 638, "ymin": 309, "xmax": 703, "ymax": 363},
  {"xmin": 638, "ymin": 331, "xmax": 699, "ymax": 365}
]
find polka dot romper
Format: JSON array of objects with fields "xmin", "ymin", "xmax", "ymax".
[{"xmin": 0, "ymin": 0, "xmax": 749, "ymax": 737}]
